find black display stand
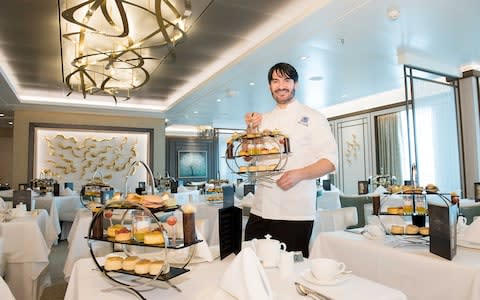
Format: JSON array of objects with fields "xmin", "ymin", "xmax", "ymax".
[
  {"xmin": 429, "ymin": 203, "xmax": 458, "ymax": 260},
  {"xmin": 222, "ymin": 186, "xmax": 235, "ymax": 208},
  {"xmin": 218, "ymin": 206, "xmax": 242, "ymax": 260}
]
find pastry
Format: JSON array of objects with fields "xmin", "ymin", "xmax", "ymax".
[
  {"xmin": 406, "ymin": 224, "xmax": 419, "ymax": 235},
  {"xmin": 425, "ymin": 183, "xmax": 439, "ymax": 193},
  {"xmin": 257, "ymin": 165, "xmax": 267, "ymax": 171},
  {"xmin": 107, "ymin": 224, "xmax": 124, "ymax": 238},
  {"xmin": 239, "ymin": 166, "xmax": 248, "ymax": 173},
  {"xmin": 122, "ymin": 256, "xmax": 140, "ymax": 271},
  {"xmin": 144, "ymin": 231, "xmax": 165, "ymax": 245},
  {"xmin": 248, "ymin": 165, "xmax": 258, "ymax": 172},
  {"xmin": 387, "ymin": 207, "xmax": 404, "ymax": 215},
  {"xmin": 267, "ymin": 164, "xmax": 277, "ymax": 171},
  {"xmin": 104, "ymin": 256, "xmax": 123, "ymax": 271},
  {"xmin": 115, "ymin": 227, "xmax": 132, "ymax": 242},
  {"xmin": 149, "ymin": 260, "xmax": 166, "ymax": 275},
  {"xmin": 260, "ymin": 149, "xmax": 269, "ymax": 155},
  {"xmin": 390, "ymin": 225, "xmax": 404, "ymax": 235},
  {"xmin": 419, "ymin": 226, "xmax": 429, "ymax": 236},
  {"xmin": 239, "ymin": 150, "xmax": 249, "ymax": 156},
  {"xmin": 134, "ymin": 259, "xmax": 151, "ymax": 275},
  {"xmin": 268, "ymin": 147, "xmax": 280, "ymax": 154}
]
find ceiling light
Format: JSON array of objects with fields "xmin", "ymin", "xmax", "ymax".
[
  {"xmin": 216, "ymin": 98, "xmax": 222, "ymax": 102},
  {"xmin": 249, "ymin": 82, "xmax": 255, "ymax": 86},
  {"xmin": 59, "ymin": 0, "xmax": 192, "ymax": 103},
  {"xmin": 309, "ymin": 76, "xmax": 323, "ymax": 81},
  {"xmin": 387, "ymin": 7, "xmax": 400, "ymax": 21},
  {"xmin": 193, "ymin": 111, "xmax": 198, "ymax": 114},
  {"xmin": 300, "ymin": 56, "xmax": 309, "ymax": 60},
  {"xmin": 0, "ymin": 113, "xmax": 4, "ymax": 117},
  {"xmin": 8, "ymin": 121, "xmax": 13, "ymax": 125}
]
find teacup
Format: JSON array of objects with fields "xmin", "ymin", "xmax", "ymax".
[{"xmin": 310, "ymin": 258, "xmax": 346, "ymax": 281}]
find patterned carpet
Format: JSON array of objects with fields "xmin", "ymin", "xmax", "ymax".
[{"xmin": 41, "ymin": 240, "xmax": 68, "ymax": 300}]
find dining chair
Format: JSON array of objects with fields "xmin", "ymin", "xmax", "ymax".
[
  {"xmin": 339, "ymin": 195, "xmax": 372, "ymax": 228},
  {"xmin": 459, "ymin": 205, "xmax": 480, "ymax": 225}
]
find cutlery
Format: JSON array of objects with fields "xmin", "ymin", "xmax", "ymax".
[{"xmin": 294, "ymin": 282, "xmax": 333, "ymax": 300}]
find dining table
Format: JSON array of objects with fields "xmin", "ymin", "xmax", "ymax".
[
  {"xmin": 34, "ymin": 193, "xmax": 83, "ymax": 239},
  {"xmin": 0, "ymin": 209, "xmax": 58, "ymax": 300},
  {"xmin": 310, "ymin": 230, "xmax": 480, "ymax": 300},
  {"xmin": 65, "ymin": 247, "xmax": 407, "ymax": 300},
  {"xmin": 0, "ymin": 275, "xmax": 15, "ymax": 300}
]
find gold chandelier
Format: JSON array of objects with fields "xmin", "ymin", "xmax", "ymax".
[{"xmin": 60, "ymin": 0, "xmax": 192, "ymax": 102}]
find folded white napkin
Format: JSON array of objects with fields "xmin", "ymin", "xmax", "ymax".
[
  {"xmin": 459, "ymin": 217, "xmax": 480, "ymax": 244},
  {"xmin": 374, "ymin": 186, "xmax": 387, "ymax": 194},
  {"xmin": 219, "ymin": 247, "xmax": 273, "ymax": 300},
  {"xmin": 62, "ymin": 187, "xmax": 74, "ymax": 196},
  {"xmin": 362, "ymin": 224, "xmax": 386, "ymax": 240},
  {"xmin": 241, "ymin": 192, "xmax": 255, "ymax": 207}
]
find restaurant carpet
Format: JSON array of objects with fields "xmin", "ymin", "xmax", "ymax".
[{"xmin": 41, "ymin": 240, "xmax": 68, "ymax": 300}]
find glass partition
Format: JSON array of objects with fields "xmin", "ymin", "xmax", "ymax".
[{"xmin": 404, "ymin": 65, "xmax": 463, "ymax": 194}]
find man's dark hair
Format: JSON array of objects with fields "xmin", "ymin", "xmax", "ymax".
[{"xmin": 268, "ymin": 63, "xmax": 298, "ymax": 83}]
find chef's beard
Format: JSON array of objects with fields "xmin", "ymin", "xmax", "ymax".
[{"xmin": 271, "ymin": 87, "xmax": 295, "ymax": 105}]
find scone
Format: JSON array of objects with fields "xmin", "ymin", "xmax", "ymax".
[
  {"xmin": 419, "ymin": 227, "xmax": 429, "ymax": 236},
  {"xmin": 405, "ymin": 224, "xmax": 419, "ymax": 235},
  {"xmin": 104, "ymin": 256, "xmax": 123, "ymax": 271},
  {"xmin": 390, "ymin": 225, "xmax": 404, "ymax": 235},
  {"xmin": 134, "ymin": 259, "xmax": 151, "ymax": 275},
  {"xmin": 239, "ymin": 166, "xmax": 248, "ymax": 173},
  {"xmin": 144, "ymin": 231, "xmax": 165, "ymax": 245},
  {"xmin": 122, "ymin": 256, "xmax": 140, "ymax": 271},
  {"xmin": 149, "ymin": 260, "xmax": 166, "ymax": 275}
]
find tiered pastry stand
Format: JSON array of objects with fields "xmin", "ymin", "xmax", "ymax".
[
  {"xmin": 225, "ymin": 130, "xmax": 290, "ymax": 185},
  {"xmin": 86, "ymin": 161, "xmax": 201, "ymax": 299}
]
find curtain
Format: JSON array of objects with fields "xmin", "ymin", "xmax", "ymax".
[{"xmin": 376, "ymin": 113, "xmax": 403, "ymax": 184}]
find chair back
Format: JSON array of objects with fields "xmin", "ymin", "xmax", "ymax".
[
  {"xmin": 339, "ymin": 195, "xmax": 372, "ymax": 228},
  {"xmin": 13, "ymin": 190, "xmax": 33, "ymax": 211},
  {"xmin": 460, "ymin": 205, "xmax": 480, "ymax": 225}
]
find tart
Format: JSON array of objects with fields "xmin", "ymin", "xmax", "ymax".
[
  {"xmin": 107, "ymin": 224, "xmax": 124, "ymax": 238},
  {"xmin": 115, "ymin": 227, "xmax": 132, "ymax": 242}
]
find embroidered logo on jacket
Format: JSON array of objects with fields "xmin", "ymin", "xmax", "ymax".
[{"xmin": 298, "ymin": 116, "xmax": 309, "ymax": 127}]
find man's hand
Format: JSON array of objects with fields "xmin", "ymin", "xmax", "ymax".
[
  {"xmin": 245, "ymin": 112, "xmax": 262, "ymax": 128},
  {"xmin": 276, "ymin": 169, "xmax": 303, "ymax": 190}
]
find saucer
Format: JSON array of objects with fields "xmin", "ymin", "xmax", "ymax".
[{"xmin": 301, "ymin": 269, "xmax": 351, "ymax": 286}]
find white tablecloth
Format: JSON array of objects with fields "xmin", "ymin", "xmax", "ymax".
[
  {"xmin": 34, "ymin": 196, "xmax": 62, "ymax": 239},
  {"xmin": 0, "ymin": 276, "xmax": 15, "ymax": 300},
  {"xmin": 65, "ymin": 253, "xmax": 406, "ymax": 300},
  {"xmin": 172, "ymin": 189, "xmax": 201, "ymax": 205},
  {"xmin": 310, "ymin": 231, "xmax": 480, "ymax": 300},
  {"xmin": 0, "ymin": 209, "xmax": 56, "ymax": 300}
]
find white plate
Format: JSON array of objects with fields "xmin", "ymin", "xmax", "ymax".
[
  {"xmin": 301, "ymin": 269, "xmax": 351, "ymax": 286},
  {"xmin": 457, "ymin": 239, "xmax": 480, "ymax": 249}
]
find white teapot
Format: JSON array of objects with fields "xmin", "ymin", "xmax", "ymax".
[{"xmin": 252, "ymin": 234, "xmax": 287, "ymax": 268}]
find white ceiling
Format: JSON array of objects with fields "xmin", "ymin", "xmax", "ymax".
[{"xmin": 1, "ymin": 0, "xmax": 479, "ymax": 129}]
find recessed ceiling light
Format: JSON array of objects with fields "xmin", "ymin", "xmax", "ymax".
[
  {"xmin": 8, "ymin": 121, "xmax": 13, "ymax": 125},
  {"xmin": 249, "ymin": 82, "xmax": 255, "ymax": 86},
  {"xmin": 216, "ymin": 98, "xmax": 222, "ymax": 102},
  {"xmin": 0, "ymin": 113, "xmax": 4, "ymax": 117},
  {"xmin": 193, "ymin": 111, "xmax": 198, "ymax": 114},
  {"xmin": 165, "ymin": 118, "xmax": 169, "ymax": 123},
  {"xmin": 300, "ymin": 56, "xmax": 309, "ymax": 60},
  {"xmin": 309, "ymin": 76, "xmax": 323, "ymax": 81}
]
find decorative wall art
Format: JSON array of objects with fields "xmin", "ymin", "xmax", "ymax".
[
  {"xmin": 34, "ymin": 128, "xmax": 150, "ymax": 191},
  {"xmin": 345, "ymin": 133, "xmax": 361, "ymax": 166},
  {"xmin": 178, "ymin": 151, "xmax": 207, "ymax": 178}
]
